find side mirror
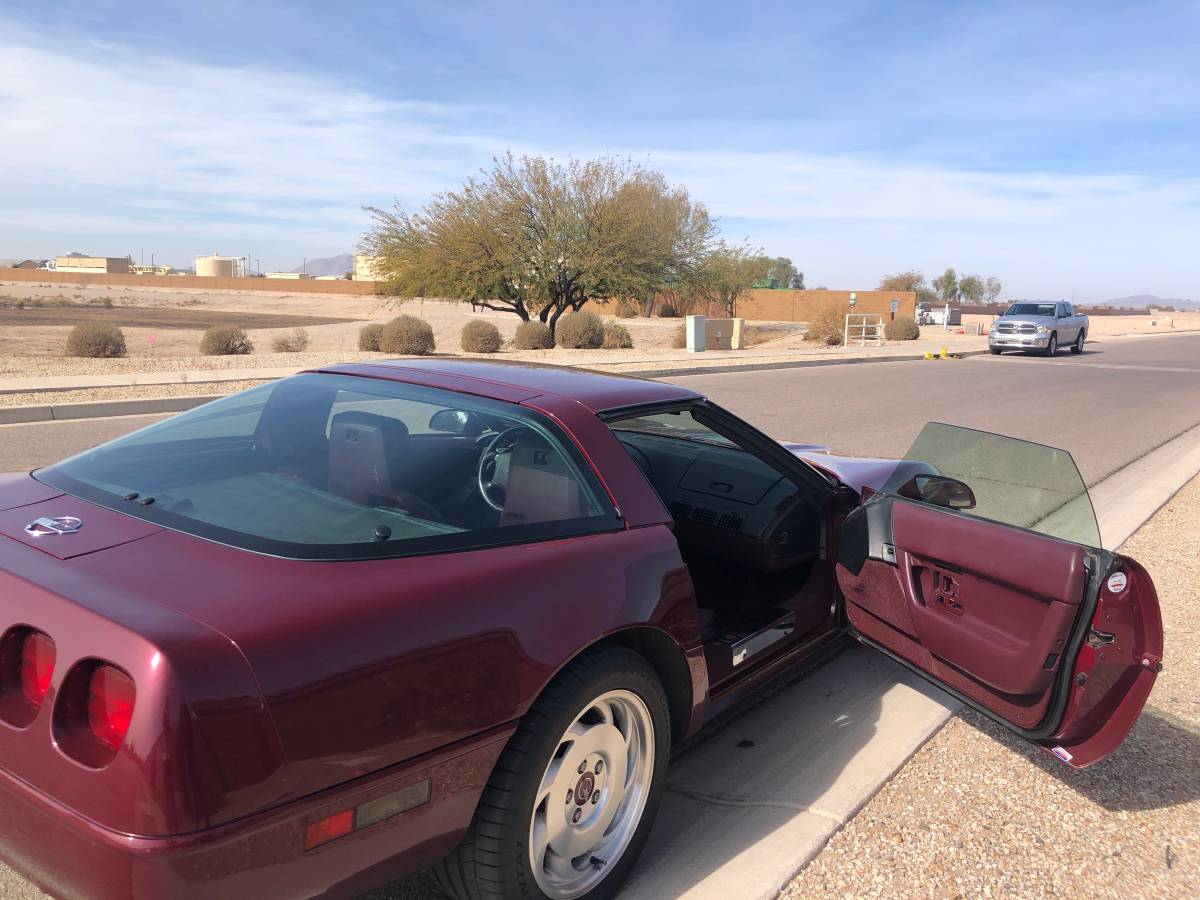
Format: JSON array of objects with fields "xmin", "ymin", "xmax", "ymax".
[
  {"xmin": 899, "ymin": 474, "xmax": 976, "ymax": 510},
  {"xmin": 428, "ymin": 409, "xmax": 483, "ymax": 435}
]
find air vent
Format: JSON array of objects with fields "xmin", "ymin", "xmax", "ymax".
[
  {"xmin": 716, "ymin": 512, "xmax": 744, "ymax": 531},
  {"xmin": 668, "ymin": 500, "xmax": 692, "ymax": 519},
  {"xmin": 691, "ymin": 507, "xmax": 717, "ymax": 525}
]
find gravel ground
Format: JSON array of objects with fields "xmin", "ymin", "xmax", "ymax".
[{"xmin": 782, "ymin": 474, "xmax": 1200, "ymax": 900}]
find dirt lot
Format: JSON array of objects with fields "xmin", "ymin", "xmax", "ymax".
[{"xmin": 783, "ymin": 475, "xmax": 1200, "ymax": 900}]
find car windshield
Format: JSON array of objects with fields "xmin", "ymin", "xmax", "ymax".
[
  {"xmin": 36, "ymin": 373, "xmax": 614, "ymax": 559},
  {"xmin": 1004, "ymin": 303, "xmax": 1058, "ymax": 317},
  {"xmin": 609, "ymin": 410, "xmax": 738, "ymax": 448}
]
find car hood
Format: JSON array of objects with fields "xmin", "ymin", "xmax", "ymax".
[{"xmin": 779, "ymin": 442, "xmax": 904, "ymax": 494}]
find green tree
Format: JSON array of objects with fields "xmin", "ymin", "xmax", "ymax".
[
  {"xmin": 958, "ymin": 274, "xmax": 984, "ymax": 304},
  {"xmin": 932, "ymin": 267, "xmax": 959, "ymax": 303},
  {"xmin": 983, "ymin": 276, "xmax": 1002, "ymax": 304},
  {"xmin": 878, "ymin": 270, "xmax": 927, "ymax": 293},
  {"xmin": 362, "ymin": 153, "xmax": 714, "ymax": 334},
  {"xmin": 765, "ymin": 256, "xmax": 802, "ymax": 289},
  {"xmin": 693, "ymin": 241, "xmax": 771, "ymax": 317}
]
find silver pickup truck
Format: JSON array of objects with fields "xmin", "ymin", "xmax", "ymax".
[{"xmin": 988, "ymin": 301, "xmax": 1088, "ymax": 356}]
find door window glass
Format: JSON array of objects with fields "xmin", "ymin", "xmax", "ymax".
[{"xmin": 882, "ymin": 422, "xmax": 1100, "ymax": 547}]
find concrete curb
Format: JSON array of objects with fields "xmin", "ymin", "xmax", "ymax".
[
  {"xmin": 0, "ymin": 350, "xmax": 992, "ymax": 424},
  {"xmin": 616, "ymin": 348, "xmax": 990, "ymax": 380},
  {"xmin": 0, "ymin": 395, "xmax": 223, "ymax": 426}
]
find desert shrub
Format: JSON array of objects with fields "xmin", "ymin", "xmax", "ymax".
[
  {"xmin": 657, "ymin": 305, "xmax": 679, "ymax": 318},
  {"xmin": 554, "ymin": 311, "xmax": 605, "ymax": 349},
  {"xmin": 601, "ymin": 322, "xmax": 634, "ymax": 349},
  {"xmin": 378, "ymin": 314, "xmax": 435, "ymax": 355},
  {"xmin": 670, "ymin": 323, "xmax": 687, "ymax": 349},
  {"xmin": 615, "ymin": 301, "xmax": 637, "ymax": 318},
  {"xmin": 272, "ymin": 328, "xmax": 309, "ymax": 353},
  {"xmin": 461, "ymin": 319, "xmax": 502, "ymax": 353},
  {"xmin": 803, "ymin": 307, "xmax": 844, "ymax": 346},
  {"xmin": 884, "ymin": 315, "xmax": 920, "ymax": 340},
  {"xmin": 65, "ymin": 322, "xmax": 126, "ymax": 358},
  {"xmin": 358, "ymin": 323, "xmax": 385, "ymax": 351},
  {"xmin": 513, "ymin": 320, "xmax": 554, "ymax": 350},
  {"xmin": 201, "ymin": 324, "xmax": 254, "ymax": 355}
]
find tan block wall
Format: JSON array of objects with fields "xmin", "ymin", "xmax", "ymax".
[
  {"xmin": 586, "ymin": 289, "xmax": 916, "ymax": 322},
  {"xmin": 732, "ymin": 289, "xmax": 916, "ymax": 322},
  {"xmin": 0, "ymin": 268, "xmax": 378, "ymax": 295}
]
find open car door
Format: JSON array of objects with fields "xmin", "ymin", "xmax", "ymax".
[{"xmin": 836, "ymin": 423, "xmax": 1163, "ymax": 768}]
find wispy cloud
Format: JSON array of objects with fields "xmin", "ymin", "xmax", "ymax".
[{"xmin": 1, "ymin": 16, "xmax": 1197, "ymax": 298}]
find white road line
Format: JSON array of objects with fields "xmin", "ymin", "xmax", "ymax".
[{"xmin": 974, "ymin": 358, "xmax": 1200, "ymax": 374}]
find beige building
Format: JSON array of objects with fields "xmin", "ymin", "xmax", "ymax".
[
  {"xmin": 195, "ymin": 254, "xmax": 245, "ymax": 278},
  {"xmin": 265, "ymin": 272, "xmax": 313, "ymax": 280},
  {"xmin": 54, "ymin": 256, "xmax": 131, "ymax": 274},
  {"xmin": 130, "ymin": 264, "xmax": 174, "ymax": 275},
  {"xmin": 353, "ymin": 254, "xmax": 385, "ymax": 281}
]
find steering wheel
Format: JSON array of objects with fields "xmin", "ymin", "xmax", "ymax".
[{"xmin": 477, "ymin": 426, "xmax": 529, "ymax": 512}]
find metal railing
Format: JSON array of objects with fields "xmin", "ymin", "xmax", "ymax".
[{"xmin": 844, "ymin": 313, "xmax": 884, "ymax": 347}]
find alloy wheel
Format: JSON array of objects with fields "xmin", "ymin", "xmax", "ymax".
[{"xmin": 528, "ymin": 689, "xmax": 656, "ymax": 899}]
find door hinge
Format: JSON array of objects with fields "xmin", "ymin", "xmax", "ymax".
[{"xmin": 1086, "ymin": 628, "xmax": 1116, "ymax": 649}]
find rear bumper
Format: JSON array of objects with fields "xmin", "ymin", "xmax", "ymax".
[{"xmin": 0, "ymin": 726, "xmax": 511, "ymax": 900}]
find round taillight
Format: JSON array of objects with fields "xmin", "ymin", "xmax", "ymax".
[
  {"xmin": 20, "ymin": 631, "xmax": 56, "ymax": 707},
  {"xmin": 0, "ymin": 627, "xmax": 56, "ymax": 728},
  {"xmin": 53, "ymin": 660, "xmax": 137, "ymax": 767},
  {"xmin": 87, "ymin": 665, "xmax": 135, "ymax": 752}
]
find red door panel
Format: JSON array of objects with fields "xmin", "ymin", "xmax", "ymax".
[{"xmin": 838, "ymin": 498, "xmax": 1163, "ymax": 765}]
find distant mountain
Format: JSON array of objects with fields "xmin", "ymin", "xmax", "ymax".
[
  {"xmin": 289, "ymin": 254, "xmax": 353, "ymax": 277},
  {"xmin": 1104, "ymin": 294, "xmax": 1198, "ymax": 309}
]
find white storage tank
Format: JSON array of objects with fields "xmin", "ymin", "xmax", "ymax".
[{"xmin": 194, "ymin": 254, "xmax": 243, "ymax": 278}]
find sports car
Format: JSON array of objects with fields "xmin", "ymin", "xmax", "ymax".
[{"xmin": 0, "ymin": 359, "xmax": 1162, "ymax": 900}]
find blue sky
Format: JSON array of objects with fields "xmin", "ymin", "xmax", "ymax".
[{"xmin": 2, "ymin": 1, "xmax": 1197, "ymax": 300}]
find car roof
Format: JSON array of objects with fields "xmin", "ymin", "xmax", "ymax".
[{"xmin": 315, "ymin": 358, "xmax": 701, "ymax": 412}]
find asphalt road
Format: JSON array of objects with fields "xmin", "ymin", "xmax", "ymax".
[{"xmin": 4, "ymin": 333, "xmax": 1199, "ymax": 486}]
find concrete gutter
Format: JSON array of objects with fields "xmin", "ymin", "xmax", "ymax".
[{"xmin": 0, "ymin": 350, "xmax": 991, "ymax": 425}]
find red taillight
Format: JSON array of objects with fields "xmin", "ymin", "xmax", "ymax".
[
  {"xmin": 87, "ymin": 665, "xmax": 135, "ymax": 752},
  {"xmin": 19, "ymin": 631, "xmax": 56, "ymax": 707}
]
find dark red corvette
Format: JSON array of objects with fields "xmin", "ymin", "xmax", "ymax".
[{"xmin": 0, "ymin": 360, "xmax": 1162, "ymax": 899}]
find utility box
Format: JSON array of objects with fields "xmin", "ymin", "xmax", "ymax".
[
  {"xmin": 686, "ymin": 315, "xmax": 706, "ymax": 353},
  {"xmin": 705, "ymin": 319, "xmax": 734, "ymax": 350}
]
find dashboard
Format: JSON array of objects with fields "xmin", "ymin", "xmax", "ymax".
[{"xmin": 615, "ymin": 430, "xmax": 822, "ymax": 572}]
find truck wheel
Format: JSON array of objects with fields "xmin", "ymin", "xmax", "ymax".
[
  {"xmin": 989, "ymin": 347, "xmax": 1003, "ymax": 355},
  {"xmin": 1071, "ymin": 330, "xmax": 1085, "ymax": 354},
  {"xmin": 433, "ymin": 646, "xmax": 671, "ymax": 900},
  {"xmin": 1042, "ymin": 333, "xmax": 1058, "ymax": 357}
]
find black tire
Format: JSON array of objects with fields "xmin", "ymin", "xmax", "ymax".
[
  {"xmin": 1042, "ymin": 332, "xmax": 1058, "ymax": 357},
  {"xmin": 1071, "ymin": 329, "xmax": 1085, "ymax": 354},
  {"xmin": 433, "ymin": 646, "xmax": 672, "ymax": 900},
  {"xmin": 989, "ymin": 347, "xmax": 1003, "ymax": 355}
]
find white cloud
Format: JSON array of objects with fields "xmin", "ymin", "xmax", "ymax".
[{"xmin": 2, "ymin": 21, "xmax": 1197, "ymax": 299}]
